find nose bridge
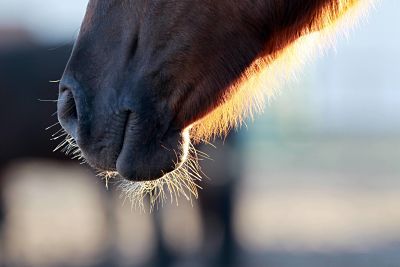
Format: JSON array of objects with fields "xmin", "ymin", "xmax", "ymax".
[
  {"xmin": 57, "ymin": 0, "xmax": 143, "ymax": 140},
  {"xmin": 63, "ymin": 30, "xmax": 132, "ymax": 96},
  {"xmin": 57, "ymin": 28, "xmax": 127, "ymax": 141},
  {"xmin": 74, "ymin": 8, "xmax": 135, "ymax": 68},
  {"xmin": 62, "ymin": 0, "xmax": 139, "ymax": 94}
]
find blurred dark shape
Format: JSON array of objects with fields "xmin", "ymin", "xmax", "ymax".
[
  {"xmin": 0, "ymin": 43, "xmax": 72, "ymax": 166},
  {"xmin": 0, "ymin": 40, "xmax": 74, "ymax": 263},
  {"xmin": 197, "ymin": 134, "xmax": 243, "ymax": 267}
]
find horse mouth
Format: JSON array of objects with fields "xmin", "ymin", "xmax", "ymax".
[
  {"xmin": 72, "ymin": 112, "xmax": 202, "ymax": 208},
  {"xmin": 56, "ymin": 107, "xmax": 202, "ymax": 208}
]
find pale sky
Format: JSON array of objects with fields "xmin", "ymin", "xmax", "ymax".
[
  {"xmin": 0, "ymin": 1, "xmax": 398, "ymax": 44},
  {"xmin": 0, "ymin": 0, "xmax": 88, "ymax": 42}
]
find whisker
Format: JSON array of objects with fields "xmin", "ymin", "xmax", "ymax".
[
  {"xmin": 51, "ymin": 120, "xmax": 210, "ymax": 211},
  {"xmin": 45, "ymin": 121, "xmax": 60, "ymax": 131},
  {"xmin": 51, "ymin": 128, "xmax": 65, "ymax": 137},
  {"xmin": 38, "ymin": 99, "xmax": 58, "ymax": 102},
  {"xmin": 51, "ymin": 133, "xmax": 68, "ymax": 141}
]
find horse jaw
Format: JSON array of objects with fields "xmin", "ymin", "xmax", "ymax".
[{"xmin": 191, "ymin": 0, "xmax": 374, "ymax": 141}]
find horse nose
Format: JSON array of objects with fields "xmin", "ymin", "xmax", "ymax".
[{"xmin": 57, "ymin": 76, "xmax": 80, "ymax": 140}]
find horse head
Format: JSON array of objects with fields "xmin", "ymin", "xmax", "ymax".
[{"xmin": 57, "ymin": 0, "xmax": 369, "ymax": 187}]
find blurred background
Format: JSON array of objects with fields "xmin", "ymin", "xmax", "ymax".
[{"xmin": 0, "ymin": 1, "xmax": 399, "ymax": 267}]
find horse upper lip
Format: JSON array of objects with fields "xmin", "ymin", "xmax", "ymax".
[
  {"xmin": 120, "ymin": 112, "xmax": 132, "ymax": 147},
  {"xmin": 117, "ymin": 111, "xmax": 135, "ymax": 155}
]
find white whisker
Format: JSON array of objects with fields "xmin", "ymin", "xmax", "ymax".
[{"xmin": 97, "ymin": 140, "xmax": 206, "ymax": 212}]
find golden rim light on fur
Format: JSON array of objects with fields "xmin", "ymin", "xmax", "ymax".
[{"xmin": 191, "ymin": 0, "xmax": 374, "ymax": 141}]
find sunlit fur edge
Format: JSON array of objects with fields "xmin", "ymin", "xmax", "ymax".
[{"xmin": 191, "ymin": 0, "xmax": 375, "ymax": 141}]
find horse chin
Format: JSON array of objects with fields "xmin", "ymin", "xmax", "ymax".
[{"xmin": 112, "ymin": 129, "xmax": 201, "ymax": 209}]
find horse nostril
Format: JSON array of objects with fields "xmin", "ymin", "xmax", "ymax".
[{"xmin": 57, "ymin": 86, "xmax": 78, "ymax": 139}]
